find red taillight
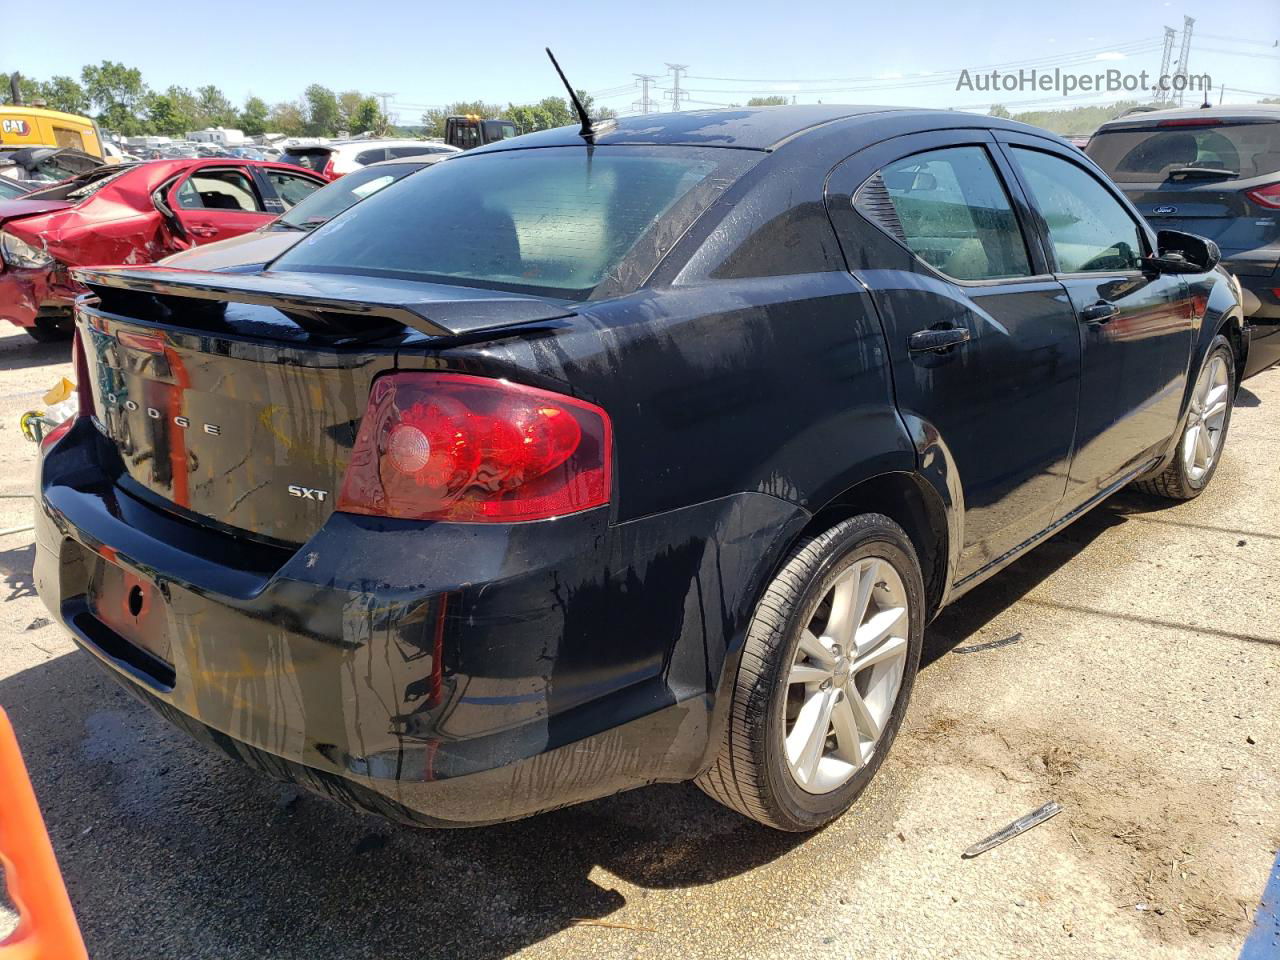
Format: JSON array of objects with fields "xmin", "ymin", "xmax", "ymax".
[
  {"xmin": 337, "ymin": 373, "xmax": 612, "ymax": 523},
  {"xmin": 71, "ymin": 329, "xmax": 95, "ymax": 419},
  {"xmin": 1245, "ymin": 182, "xmax": 1280, "ymax": 210},
  {"xmin": 321, "ymin": 154, "xmax": 336, "ymax": 179},
  {"xmin": 1156, "ymin": 118, "xmax": 1223, "ymax": 127}
]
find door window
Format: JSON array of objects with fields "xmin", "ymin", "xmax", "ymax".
[
  {"xmin": 356, "ymin": 148, "xmax": 388, "ymax": 165},
  {"xmin": 175, "ymin": 170, "xmax": 264, "ymax": 211},
  {"xmin": 265, "ymin": 170, "xmax": 322, "ymax": 209},
  {"xmin": 860, "ymin": 146, "xmax": 1032, "ymax": 281},
  {"xmin": 1011, "ymin": 148, "xmax": 1145, "ymax": 273}
]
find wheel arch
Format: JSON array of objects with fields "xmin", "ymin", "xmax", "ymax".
[{"xmin": 797, "ymin": 470, "xmax": 952, "ymax": 621}]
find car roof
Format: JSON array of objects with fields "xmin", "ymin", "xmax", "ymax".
[
  {"xmin": 1096, "ymin": 103, "xmax": 1280, "ymax": 130},
  {"xmin": 468, "ymin": 105, "xmax": 1057, "ymax": 153},
  {"xmin": 364, "ymin": 156, "xmax": 447, "ymax": 169}
]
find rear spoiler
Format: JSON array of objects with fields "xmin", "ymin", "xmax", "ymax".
[{"xmin": 71, "ymin": 265, "xmax": 576, "ymax": 339}]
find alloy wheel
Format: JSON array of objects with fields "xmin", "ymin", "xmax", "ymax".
[
  {"xmin": 1183, "ymin": 354, "xmax": 1231, "ymax": 483},
  {"xmin": 783, "ymin": 556, "xmax": 910, "ymax": 795}
]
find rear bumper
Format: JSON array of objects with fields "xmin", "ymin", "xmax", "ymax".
[
  {"xmin": 35, "ymin": 419, "xmax": 803, "ymax": 825},
  {"xmin": 0, "ymin": 264, "xmax": 77, "ymax": 328},
  {"xmin": 1237, "ymin": 274, "xmax": 1280, "ymax": 378}
]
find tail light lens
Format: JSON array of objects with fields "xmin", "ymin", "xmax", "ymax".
[
  {"xmin": 337, "ymin": 373, "xmax": 612, "ymax": 523},
  {"xmin": 321, "ymin": 154, "xmax": 336, "ymax": 179},
  {"xmin": 1245, "ymin": 182, "xmax": 1280, "ymax": 210}
]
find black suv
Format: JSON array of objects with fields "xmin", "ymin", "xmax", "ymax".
[
  {"xmin": 1087, "ymin": 104, "xmax": 1280, "ymax": 377},
  {"xmin": 37, "ymin": 107, "xmax": 1242, "ymax": 832}
]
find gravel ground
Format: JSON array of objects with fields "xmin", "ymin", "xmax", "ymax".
[{"xmin": 0, "ymin": 324, "xmax": 1276, "ymax": 960}]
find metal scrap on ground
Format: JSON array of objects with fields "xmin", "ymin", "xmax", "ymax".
[
  {"xmin": 962, "ymin": 801, "xmax": 1063, "ymax": 859},
  {"xmin": 954, "ymin": 632, "xmax": 1024, "ymax": 655}
]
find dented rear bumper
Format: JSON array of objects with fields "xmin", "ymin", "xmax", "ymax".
[
  {"xmin": 35, "ymin": 417, "xmax": 805, "ymax": 825},
  {"xmin": 0, "ymin": 263, "xmax": 78, "ymax": 328}
]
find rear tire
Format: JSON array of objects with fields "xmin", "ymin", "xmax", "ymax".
[
  {"xmin": 696, "ymin": 514, "xmax": 925, "ymax": 832},
  {"xmin": 24, "ymin": 316, "xmax": 72, "ymax": 343},
  {"xmin": 1133, "ymin": 335, "xmax": 1235, "ymax": 501}
]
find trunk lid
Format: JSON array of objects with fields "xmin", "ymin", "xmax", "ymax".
[
  {"xmin": 0, "ymin": 197, "xmax": 72, "ymax": 228},
  {"xmin": 75, "ymin": 266, "xmax": 575, "ymax": 544},
  {"xmin": 1120, "ymin": 177, "xmax": 1280, "ymax": 266}
]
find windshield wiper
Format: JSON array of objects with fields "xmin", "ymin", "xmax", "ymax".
[
  {"xmin": 271, "ymin": 220, "xmax": 310, "ymax": 232},
  {"xmin": 1167, "ymin": 166, "xmax": 1236, "ymax": 180}
]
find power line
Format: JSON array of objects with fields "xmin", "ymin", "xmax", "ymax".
[
  {"xmin": 664, "ymin": 63, "xmax": 689, "ymax": 112},
  {"xmin": 682, "ymin": 37, "xmax": 1162, "ymax": 85},
  {"xmin": 1198, "ymin": 32, "xmax": 1280, "ymax": 48}
]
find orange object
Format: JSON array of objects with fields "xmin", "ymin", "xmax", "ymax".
[{"xmin": 0, "ymin": 708, "xmax": 89, "ymax": 960}]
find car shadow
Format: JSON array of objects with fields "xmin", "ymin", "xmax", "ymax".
[
  {"xmin": 0, "ymin": 336, "xmax": 71, "ymax": 373},
  {"xmin": 0, "ymin": 649, "xmax": 809, "ymax": 960},
  {"xmin": 1235, "ymin": 384, "xmax": 1261, "ymax": 408},
  {"xmin": 920, "ymin": 493, "xmax": 1144, "ymax": 666},
  {"xmin": 0, "ymin": 542, "xmax": 35, "ymax": 602},
  {"xmin": 0, "ymin": 490, "xmax": 1160, "ymax": 958}
]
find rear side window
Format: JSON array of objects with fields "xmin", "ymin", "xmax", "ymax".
[
  {"xmin": 1087, "ymin": 120, "xmax": 1280, "ymax": 182},
  {"xmin": 1012, "ymin": 148, "xmax": 1145, "ymax": 273},
  {"xmin": 281, "ymin": 149, "xmax": 330, "ymax": 172},
  {"xmin": 858, "ymin": 146, "xmax": 1031, "ymax": 281},
  {"xmin": 175, "ymin": 170, "xmax": 263, "ymax": 212},
  {"xmin": 277, "ymin": 146, "xmax": 757, "ymax": 299},
  {"xmin": 356, "ymin": 148, "xmax": 387, "ymax": 165},
  {"xmin": 387, "ymin": 145, "xmax": 436, "ymax": 159},
  {"xmin": 266, "ymin": 170, "xmax": 322, "ymax": 209}
]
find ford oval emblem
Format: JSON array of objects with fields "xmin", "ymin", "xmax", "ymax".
[{"xmin": 1153, "ymin": 204, "xmax": 1178, "ymax": 215}]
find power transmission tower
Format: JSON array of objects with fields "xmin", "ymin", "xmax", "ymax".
[
  {"xmin": 664, "ymin": 64, "xmax": 689, "ymax": 112},
  {"xmin": 372, "ymin": 91, "xmax": 396, "ymax": 117},
  {"xmin": 1154, "ymin": 26, "xmax": 1177, "ymax": 103},
  {"xmin": 633, "ymin": 74, "xmax": 659, "ymax": 114},
  {"xmin": 1174, "ymin": 16, "xmax": 1195, "ymax": 106}
]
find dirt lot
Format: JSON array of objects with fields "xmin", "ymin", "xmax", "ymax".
[{"xmin": 0, "ymin": 324, "xmax": 1276, "ymax": 960}]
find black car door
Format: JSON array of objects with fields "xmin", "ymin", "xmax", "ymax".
[
  {"xmin": 826, "ymin": 130, "xmax": 1082, "ymax": 584},
  {"xmin": 995, "ymin": 131, "xmax": 1194, "ymax": 511}
]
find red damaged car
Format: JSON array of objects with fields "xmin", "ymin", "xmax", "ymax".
[{"xmin": 0, "ymin": 158, "xmax": 325, "ymax": 341}]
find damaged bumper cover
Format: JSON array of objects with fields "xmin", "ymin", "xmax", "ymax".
[
  {"xmin": 0, "ymin": 262, "xmax": 77, "ymax": 328},
  {"xmin": 35, "ymin": 418, "xmax": 805, "ymax": 825}
]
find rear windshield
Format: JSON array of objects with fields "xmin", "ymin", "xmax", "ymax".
[
  {"xmin": 281, "ymin": 149, "xmax": 332, "ymax": 172},
  {"xmin": 274, "ymin": 145, "xmax": 757, "ymax": 299},
  {"xmin": 277, "ymin": 162, "xmax": 426, "ymax": 229},
  {"xmin": 1087, "ymin": 119, "xmax": 1280, "ymax": 182}
]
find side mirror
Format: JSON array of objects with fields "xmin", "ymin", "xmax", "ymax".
[{"xmin": 1150, "ymin": 229, "xmax": 1221, "ymax": 274}]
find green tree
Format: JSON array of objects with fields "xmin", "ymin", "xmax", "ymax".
[
  {"xmin": 350, "ymin": 97, "xmax": 384, "ymax": 135},
  {"xmin": 195, "ymin": 85, "xmax": 236, "ymax": 128},
  {"xmin": 146, "ymin": 95, "xmax": 186, "ymax": 136},
  {"xmin": 337, "ymin": 90, "xmax": 365, "ymax": 132},
  {"xmin": 988, "ymin": 103, "xmax": 1012, "ymax": 119},
  {"xmin": 747, "ymin": 95, "xmax": 789, "ymax": 107},
  {"xmin": 268, "ymin": 101, "xmax": 306, "ymax": 136},
  {"xmin": 80, "ymin": 60, "xmax": 148, "ymax": 134},
  {"xmin": 239, "ymin": 95, "xmax": 270, "ymax": 136},
  {"xmin": 34, "ymin": 75, "xmax": 89, "ymax": 114},
  {"xmin": 303, "ymin": 84, "xmax": 341, "ymax": 136}
]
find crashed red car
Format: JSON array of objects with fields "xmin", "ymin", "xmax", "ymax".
[{"xmin": 0, "ymin": 158, "xmax": 325, "ymax": 341}]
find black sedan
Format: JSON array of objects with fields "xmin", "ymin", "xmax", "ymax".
[{"xmin": 37, "ymin": 106, "xmax": 1242, "ymax": 832}]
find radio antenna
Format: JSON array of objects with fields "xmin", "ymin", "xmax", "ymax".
[{"xmin": 545, "ymin": 48, "xmax": 610, "ymax": 143}]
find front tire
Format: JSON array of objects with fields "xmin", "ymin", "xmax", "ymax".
[
  {"xmin": 1133, "ymin": 335, "xmax": 1235, "ymax": 501},
  {"xmin": 696, "ymin": 514, "xmax": 925, "ymax": 832}
]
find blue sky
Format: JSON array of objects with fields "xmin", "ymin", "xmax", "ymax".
[{"xmin": 13, "ymin": 0, "xmax": 1280, "ymax": 121}]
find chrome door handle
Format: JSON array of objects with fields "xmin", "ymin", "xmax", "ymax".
[
  {"xmin": 908, "ymin": 327, "xmax": 971, "ymax": 353},
  {"xmin": 1080, "ymin": 302, "xmax": 1119, "ymax": 324}
]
